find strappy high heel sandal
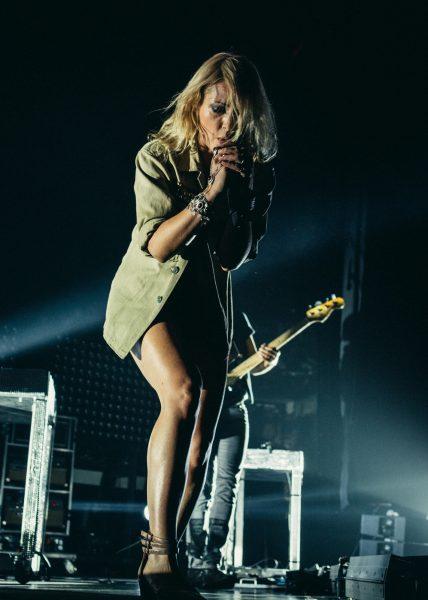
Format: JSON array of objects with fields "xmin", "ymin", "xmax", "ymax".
[{"xmin": 138, "ymin": 530, "xmax": 206, "ymax": 599}]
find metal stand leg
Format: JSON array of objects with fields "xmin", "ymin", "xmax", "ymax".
[
  {"xmin": 232, "ymin": 474, "xmax": 245, "ymax": 567},
  {"xmin": 15, "ymin": 384, "xmax": 56, "ymax": 582},
  {"xmin": 288, "ymin": 471, "xmax": 302, "ymax": 570}
]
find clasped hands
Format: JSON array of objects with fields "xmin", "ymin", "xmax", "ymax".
[{"xmin": 205, "ymin": 142, "xmax": 250, "ymax": 201}]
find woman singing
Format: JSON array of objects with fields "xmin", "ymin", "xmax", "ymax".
[{"xmin": 103, "ymin": 52, "xmax": 277, "ymax": 599}]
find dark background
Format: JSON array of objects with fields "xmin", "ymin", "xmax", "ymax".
[{"xmin": 1, "ymin": 1, "xmax": 427, "ymax": 570}]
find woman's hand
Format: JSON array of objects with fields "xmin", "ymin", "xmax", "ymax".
[{"xmin": 205, "ymin": 143, "xmax": 245, "ymax": 202}]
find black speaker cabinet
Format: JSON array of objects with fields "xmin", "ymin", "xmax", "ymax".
[{"xmin": 345, "ymin": 554, "xmax": 428, "ymax": 600}]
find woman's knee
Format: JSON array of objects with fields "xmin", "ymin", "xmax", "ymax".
[{"xmin": 160, "ymin": 375, "xmax": 201, "ymax": 420}]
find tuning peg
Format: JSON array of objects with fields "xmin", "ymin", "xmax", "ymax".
[
  {"xmin": 331, "ymin": 293, "xmax": 337, "ymax": 299},
  {"xmin": 325, "ymin": 297, "xmax": 329, "ymax": 302},
  {"xmin": 314, "ymin": 301, "xmax": 322, "ymax": 306},
  {"xmin": 308, "ymin": 305, "xmax": 313, "ymax": 309}
]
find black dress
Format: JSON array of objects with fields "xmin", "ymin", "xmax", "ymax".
[{"xmin": 151, "ymin": 233, "xmax": 231, "ymax": 363}]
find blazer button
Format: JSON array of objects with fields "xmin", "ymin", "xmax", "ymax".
[
  {"xmin": 157, "ymin": 296, "xmax": 163, "ymax": 303},
  {"xmin": 171, "ymin": 266, "xmax": 180, "ymax": 274}
]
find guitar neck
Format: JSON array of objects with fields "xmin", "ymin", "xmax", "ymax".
[{"xmin": 228, "ymin": 319, "xmax": 314, "ymax": 380}]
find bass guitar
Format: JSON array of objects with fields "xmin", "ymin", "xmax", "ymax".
[{"xmin": 227, "ymin": 294, "xmax": 345, "ymax": 386}]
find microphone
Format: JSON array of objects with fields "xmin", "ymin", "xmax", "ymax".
[{"xmin": 225, "ymin": 150, "xmax": 254, "ymax": 216}]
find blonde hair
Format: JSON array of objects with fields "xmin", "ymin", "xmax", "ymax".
[{"xmin": 150, "ymin": 52, "xmax": 278, "ymax": 163}]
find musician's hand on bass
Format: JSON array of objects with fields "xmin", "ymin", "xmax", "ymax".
[{"xmin": 258, "ymin": 343, "xmax": 280, "ymax": 368}]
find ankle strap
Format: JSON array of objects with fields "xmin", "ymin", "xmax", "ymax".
[{"xmin": 140, "ymin": 530, "xmax": 177, "ymax": 556}]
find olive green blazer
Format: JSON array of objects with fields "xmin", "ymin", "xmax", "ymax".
[
  {"xmin": 103, "ymin": 139, "xmax": 274, "ymax": 359},
  {"xmin": 103, "ymin": 139, "xmax": 220, "ymax": 359}
]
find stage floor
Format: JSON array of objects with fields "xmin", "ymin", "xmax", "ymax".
[{"xmin": 0, "ymin": 577, "xmax": 335, "ymax": 599}]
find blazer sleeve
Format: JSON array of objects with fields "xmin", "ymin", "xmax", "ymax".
[
  {"xmin": 247, "ymin": 163, "xmax": 276, "ymax": 261},
  {"xmin": 134, "ymin": 145, "xmax": 174, "ymax": 254}
]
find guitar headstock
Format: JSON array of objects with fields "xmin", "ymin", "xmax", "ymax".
[{"xmin": 306, "ymin": 294, "xmax": 345, "ymax": 323}]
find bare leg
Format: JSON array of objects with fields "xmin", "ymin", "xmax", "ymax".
[
  {"xmin": 131, "ymin": 322, "xmax": 202, "ymax": 575},
  {"xmin": 176, "ymin": 362, "xmax": 227, "ymax": 543}
]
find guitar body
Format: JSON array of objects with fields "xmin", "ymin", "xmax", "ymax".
[{"xmin": 226, "ymin": 374, "xmax": 239, "ymax": 388}]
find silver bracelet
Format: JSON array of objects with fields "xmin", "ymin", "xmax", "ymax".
[{"xmin": 186, "ymin": 192, "xmax": 211, "ymax": 226}]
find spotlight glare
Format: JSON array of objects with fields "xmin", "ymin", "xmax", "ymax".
[{"xmin": 0, "ymin": 280, "xmax": 108, "ymax": 359}]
